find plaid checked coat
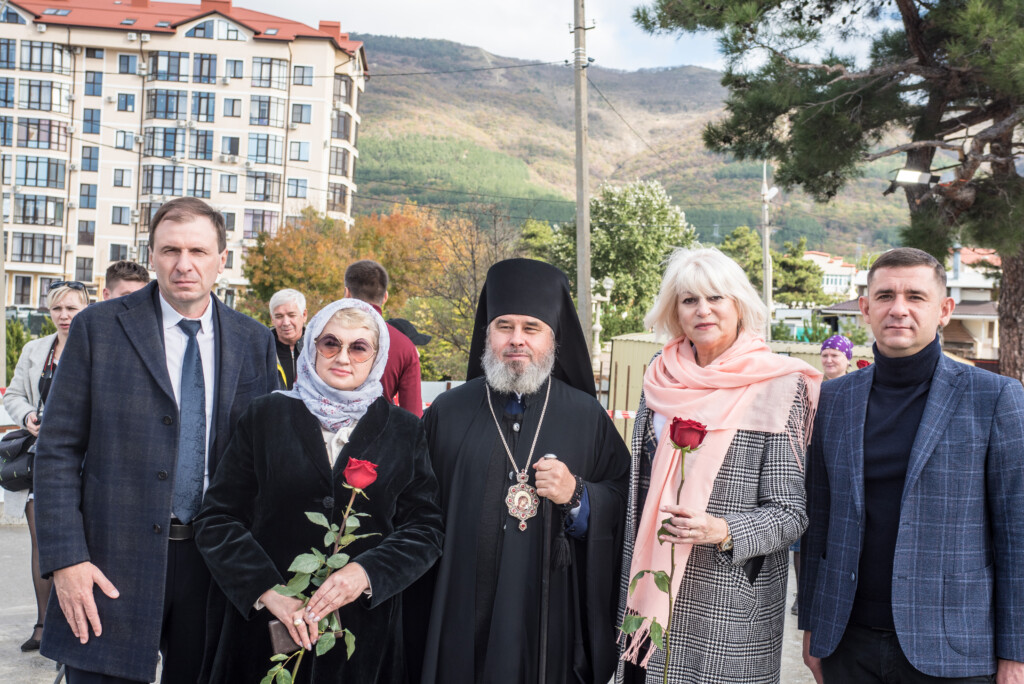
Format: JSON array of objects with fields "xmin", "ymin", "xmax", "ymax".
[{"xmin": 616, "ymin": 371, "xmax": 810, "ymax": 684}]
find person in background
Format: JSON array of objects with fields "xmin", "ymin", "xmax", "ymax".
[
  {"xmin": 344, "ymin": 260, "xmax": 423, "ymax": 417},
  {"xmin": 819, "ymin": 335, "xmax": 853, "ymax": 380},
  {"xmin": 269, "ymin": 289, "xmax": 307, "ymax": 390},
  {"xmin": 5, "ymin": 281, "xmax": 90, "ymax": 652},
  {"xmin": 102, "ymin": 261, "xmax": 151, "ymax": 300}
]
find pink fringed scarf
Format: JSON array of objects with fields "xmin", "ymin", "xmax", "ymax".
[{"xmin": 621, "ymin": 330, "xmax": 821, "ymax": 666}]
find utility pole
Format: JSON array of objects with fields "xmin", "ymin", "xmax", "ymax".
[
  {"xmin": 573, "ymin": 0, "xmax": 592, "ymax": 353},
  {"xmin": 761, "ymin": 161, "xmax": 777, "ymax": 342}
]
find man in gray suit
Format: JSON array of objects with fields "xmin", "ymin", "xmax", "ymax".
[
  {"xmin": 34, "ymin": 198, "xmax": 278, "ymax": 683},
  {"xmin": 800, "ymin": 247, "xmax": 1024, "ymax": 683}
]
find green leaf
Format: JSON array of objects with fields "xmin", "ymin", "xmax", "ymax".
[
  {"xmin": 260, "ymin": 674, "xmax": 274, "ymax": 684},
  {"xmin": 274, "ymin": 668, "xmax": 292, "ymax": 684},
  {"xmin": 653, "ymin": 571, "xmax": 671, "ymax": 594},
  {"xmin": 650, "ymin": 620, "xmax": 665, "ymax": 651},
  {"xmin": 330, "ymin": 523, "xmax": 340, "ymax": 532},
  {"xmin": 315, "ymin": 630, "xmax": 336, "ymax": 656},
  {"xmin": 343, "ymin": 628, "xmax": 356, "ymax": 659},
  {"xmin": 305, "ymin": 511, "xmax": 331, "ymax": 529},
  {"xmin": 628, "ymin": 570, "xmax": 649, "ymax": 596},
  {"xmin": 310, "ymin": 575, "xmax": 325, "ymax": 587},
  {"xmin": 619, "ymin": 613, "xmax": 645, "ymax": 635},
  {"xmin": 277, "ymin": 573, "xmax": 310, "ymax": 597},
  {"xmin": 326, "ymin": 553, "xmax": 350, "ymax": 569},
  {"xmin": 324, "ymin": 529, "xmax": 337, "ymax": 548},
  {"xmin": 269, "ymin": 654, "xmax": 288, "ymax": 662},
  {"xmin": 345, "ymin": 516, "xmax": 360, "ymax": 531},
  {"xmin": 312, "ymin": 548, "xmax": 325, "ymax": 562},
  {"xmin": 287, "ymin": 554, "xmax": 321, "ymax": 574},
  {"xmin": 329, "ymin": 612, "xmax": 341, "ymax": 633}
]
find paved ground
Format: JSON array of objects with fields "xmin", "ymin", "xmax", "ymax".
[{"xmin": 0, "ymin": 522, "xmax": 815, "ymax": 684}]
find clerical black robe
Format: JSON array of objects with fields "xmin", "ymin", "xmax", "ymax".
[{"xmin": 409, "ymin": 376, "xmax": 629, "ymax": 684}]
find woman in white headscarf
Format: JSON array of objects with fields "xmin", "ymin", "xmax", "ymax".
[{"xmin": 195, "ymin": 299, "xmax": 443, "ymax": 683}]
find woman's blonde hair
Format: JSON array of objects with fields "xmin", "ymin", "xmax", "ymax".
[
  {"xmin": 327, "ymin": 307, "xmax": 380, "ymax": 348},
  {"xmin": 644, "ymin": 247, "xmax": 767, "ymax": 339},
  {"xmin": 47, "ymin": 284, "xmax": 90, "ymax": 311}
]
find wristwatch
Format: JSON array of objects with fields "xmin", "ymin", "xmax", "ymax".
[{"xmin": 717, "ymin": 533, "xmax": 733, "ymax": 552}]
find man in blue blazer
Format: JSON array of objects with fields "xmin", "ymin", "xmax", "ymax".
[
  {"xmin": 34, "ymin": 198, "xmax": 278, "ymax": 684},
  {"xmin": 799, "ymin": 247, "xmax": 1024, "ymax": 684}
]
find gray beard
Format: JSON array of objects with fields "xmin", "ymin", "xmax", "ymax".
[{"xmin": 481, "ymin": 343, "xmax": 556, "ymax": 396}]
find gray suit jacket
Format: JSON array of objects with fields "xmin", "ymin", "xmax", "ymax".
[
  {"xmin": 33, "ymin": 282, "xmax": 278, "ymax": 682},
  {"xmin": 799, "ymin": 354, "xmax": 1024, "ymax": 677}
]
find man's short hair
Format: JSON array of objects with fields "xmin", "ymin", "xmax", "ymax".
[
  {"xmin": 149, "ymin": 197, "xmax": 227, "ymax": 253},
  {"xmin": 106, "ymin": 260, "xmax": 151, "ymax": 289},
  {"xmin": 867, "ymin": 247, "xmax": 946, "ymax": 291},
  {"xmin": 269, "ymin": 288, "xmax": 306, "ymax": 315},
  {"xmin": 344, "ymin": 260, "xmax": 389, "ymax": 305}
]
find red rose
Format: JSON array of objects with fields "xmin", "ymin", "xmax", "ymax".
[
  {"xmin": 343, "ymin": 458, "xmax": 378, "ymax": 490},
  {"xmin": 669, "ymin": 418, "xmax": 707, "ymax": 450},
  {"xmin": 856, "ymin": 359, "xmax": 871, "ymax": 369}
]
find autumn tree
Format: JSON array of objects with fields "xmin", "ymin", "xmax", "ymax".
[{"xmin": 635, "ymin": 0, "xmax": 1024, "ymax": 379}]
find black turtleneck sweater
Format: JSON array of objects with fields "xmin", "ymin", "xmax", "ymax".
[{"xmin": 850, "ymin": 335, "xmax": 941, "ymax": 630}]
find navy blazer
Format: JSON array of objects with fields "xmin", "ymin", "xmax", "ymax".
[
  {"xmin": 33, "ymin": 282, "xmax": 278, "ymax": 682},
  {"xmin": 799, "ymin": 354, "xmax": 1024, "ymax": 677}
]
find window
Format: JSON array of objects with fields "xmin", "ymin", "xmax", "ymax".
[
  {"xmin": 191, "ymin": 92, "xmax": 215, "ymax": 122},
  {"xmin": 187, "ymin": 167, "xmax": 211, "ymax": 198},
  {"xmin": 0, "ymin": 39, "xmax": 15, "ymax": 69},
  {"xmin": 0, "ymin": 115, "xmax": 11, "ymax": 145},
  {"xmin": 83, "ymin": 109, "xmax": 100, "ymax": 134},
  {"xmin": 225, "ymin": 251, "xmax": 234, "ymax": 268},
  {"xmin": 288, "ymin": 141, "xmax": 309, "ymax": 162},
  {"xmin": 0, "ymin": 77, "xmax": 12, "ymax": 108},
  {"xmin": 15, "ymin": 156, "xmax": 66, "ymax": 188},
  {"xmin": 186, "ymin": 20, "xmax": 214, "ymax": 38},
  {"xmin": 333, "ymin": 74, "xmax": 353, "ymax": 106},
  {"xmin": 20, "ymin": 42, "xmax": 71, "ymax": 74},
  {"xmin": 43, "ymin": 8, "xmax": 71, "ymax": 15},
  {"xmin": 291, "ymin": 104, "xmax": 311, "ymax": 124},
  {"xmin": 76, "ymin": 257, "xmax": 93, "ymax": 283},
  {"xmin": 217, "ymin": 20, "xmax": 243, "ymax": 41},
  {"xmin": 118, "ymin": 54, "xmax": 137, "ymax": 74},
  {"xmin": 189, "ymin": 130, "xmax": 213, "ymax": 160},
  {"xmin": 142, "ymin": 165, "xmax": 184, "ymax": 195},
  {"xmin": 219, "ymin": 173, "xmax": 236, "ymax": 193},
  {"xmin": 111, "ymin": 208, "xmax": 130, "ymax": 226},
  {"xmin": 245, "ymin": 171, "xmax": 281, "ymax": 202},
  {"xmin": 286, "ymin": 178, "xmax": 307, "ymax": 198},
  {"xmin": 327, "ymin": 183, "xmax": 347, "ymax": 213},
  {"xmin": 38, "ymin": 277, "xmax": 57, "ymax": 307},
  {"xmin": 145, "ymin": 89, "xmax": 188, "ymax": 119},
  {"xmin": 85, "ymin": 71, "xmax": 103, "ymax": 96},
  {"xmin": 1, "ymin": 8, "xmax": 25, "ymax": 24},
  {"xmin": 221, "ymin": 136, "xmax": 239, "ymax": 155},
  {"xmin": 249, "ymin": 95, "xmax": 285, "ymax": 127},
  {"xmin": 113, "ymin": 169, "xmax": 131, "ymax": 187},
  {"xmin": 138, "ymin": 241, "xmax": 149, "ymax": 265},
  {"xmin": 115, "ymin": 130, "xmax": 135, "ymax": 150},
  {"xmin": 252, "ymin": 57, "xmax": 287, "ymax": 89},
  {"xmin": 264, "ymin": 28, "xmax": 278, "ymax": 36},
  {"xmin": 14, "ymin": 195, "xmax": 64, "ymax": 225},
  {"xmin": 13, "ymin": 275, "xmax": 31, "ymax": 305},
  {"xmin": 143, "ymin": 127, "xmax": 185, "ymax": 157},
  {"xmin": 81, "ymin": 146, "xmax": 99, "ymax": 172},
  {"xmin": 329, "ymin": 147, "xmax": 349, "ymax": 176},
  {"xmin": 292, "ymin": 65, "xmax": 313, "ymax": 86},
  {"xmin": 331, "ymin": 112, "xmax": 351, "ymax": 140},
  {"xmin": 139, "ymin": 202, "xmax": 161, "ymax": 232},
  {"xmin": 225, "ymin": 59, "xmax": 243, "ymax": 78},
  {"xmin": 120, "ymin": 18, "xmax": 136, "ymax": 25},
  {"xmin": 117, "ymin": 93, "xmax": 135, "ymax": 112},
  {"xmin": 80, "ymin": 183, "xmax": 97, "ymax": 209},
  {"xmin": 149, "ymin": 51, "xmax": 188, "ymax": 81},
  {"xmin": 247, "ymin": 133, "xmax": 282, "ymax": 164},
  {"xmin": 223, "ymin": 98, "xmax": 240, "ymax": 117},
  {"xmin": 243, "ymin": 209, "xmax": 278, "ymax": 238},
  {"xmin": 19, "ymin": 80, "xmax": 70, "ymax": 112},
  {"xmin": 193, "ymin": 53, "xmax": 216, "ymax": 83},
  {"xmin": 11, "ymin": 233, "xmax": 61, "ymax": 263},
  {"xmin": 78, "ymin": 220, "xmax": 95, "ymax": 245},
  {"xmin": 109, "ymin": 243, "xmax": 128, "ymax": 260},
  {"xmin": 86, "ymin": 48, "xmax": 104, "ymax": 59},
  {"xmin": 18, "ymin": 119, "xmax": 68, "ymax": 150},
  {"xmin": 223, "ymin": 212, "xmax": 235, "ymax": 231}
]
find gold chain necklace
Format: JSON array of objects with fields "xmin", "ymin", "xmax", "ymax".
[{"xmin": 485, "ymin": 378, "xmax": 551, "ymax": 531}]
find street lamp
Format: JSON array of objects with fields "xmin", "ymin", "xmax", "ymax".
[{"xmin": 590, "ymin": 276, "xmax": 614, "ymax": 370}]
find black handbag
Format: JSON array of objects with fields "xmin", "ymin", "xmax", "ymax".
[{"xmin": 0, "ymin": 428, "xmax": 36, "ymax": 492}]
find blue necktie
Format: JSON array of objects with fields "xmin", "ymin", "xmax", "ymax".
[{"xmin": 173, "ymin": 319, "xmax": 205, "ymax": 524}]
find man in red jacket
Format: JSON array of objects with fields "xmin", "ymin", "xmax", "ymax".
[{"xmin": 344, "ymin": 260, "xmax": 423, "ymax": 417}]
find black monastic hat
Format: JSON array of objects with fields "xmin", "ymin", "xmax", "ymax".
[{"xmin": 466, "ymin": 258, "xmax": 596, "ymax": 397}]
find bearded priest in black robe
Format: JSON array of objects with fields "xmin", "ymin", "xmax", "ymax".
[{"xmin": 408, "ymin": 259, "xmax": 629, "ymax": 684}]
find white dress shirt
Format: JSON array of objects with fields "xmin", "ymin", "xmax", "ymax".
[{"xmin": 160, "ymin": 292, "xmax": 216, "ymax": 492}]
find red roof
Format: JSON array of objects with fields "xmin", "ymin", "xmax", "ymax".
[
  {"xmin": 9, "ymin": 0, "xmax": 364, "ymax": 58},
  {"xmin": 957, "ymin": 246, "xmax": 1001, "ymax": 267}
]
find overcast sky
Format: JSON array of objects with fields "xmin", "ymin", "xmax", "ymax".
[{"xmin": 175, "ymin": 0, "xmax": 724, "ymax": 71}]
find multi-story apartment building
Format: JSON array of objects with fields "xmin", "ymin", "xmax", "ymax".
[{"xmin": 0, "ymin": 0, "xmax": 365, "ymax": 309}]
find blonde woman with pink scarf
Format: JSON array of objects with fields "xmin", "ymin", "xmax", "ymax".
[{"xmin": 617, "ymin": 248, "xmax": 822, "ymax": 684}]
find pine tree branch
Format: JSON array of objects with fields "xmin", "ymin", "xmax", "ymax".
[{"xmin": 863, "ymin": 140, "xmax": 963, "ymax": 161}]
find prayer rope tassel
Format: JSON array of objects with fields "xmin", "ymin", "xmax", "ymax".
[{"xmin": 553, "ymin": 524, "xmax": 571, "ymax": 569}]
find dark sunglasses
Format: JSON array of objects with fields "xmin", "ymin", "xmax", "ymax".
[
  {"xmin": 314, "ymin": 334, "xmax": 376, "ymax": 364},
  {"xmin": 47, "ymin": 280, "xmax": 88, "ymax": 293}
]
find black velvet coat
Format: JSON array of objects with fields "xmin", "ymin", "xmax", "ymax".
[{"xmin": 194, "ymin": 394, "xmax": 443, "ymax": 684}]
